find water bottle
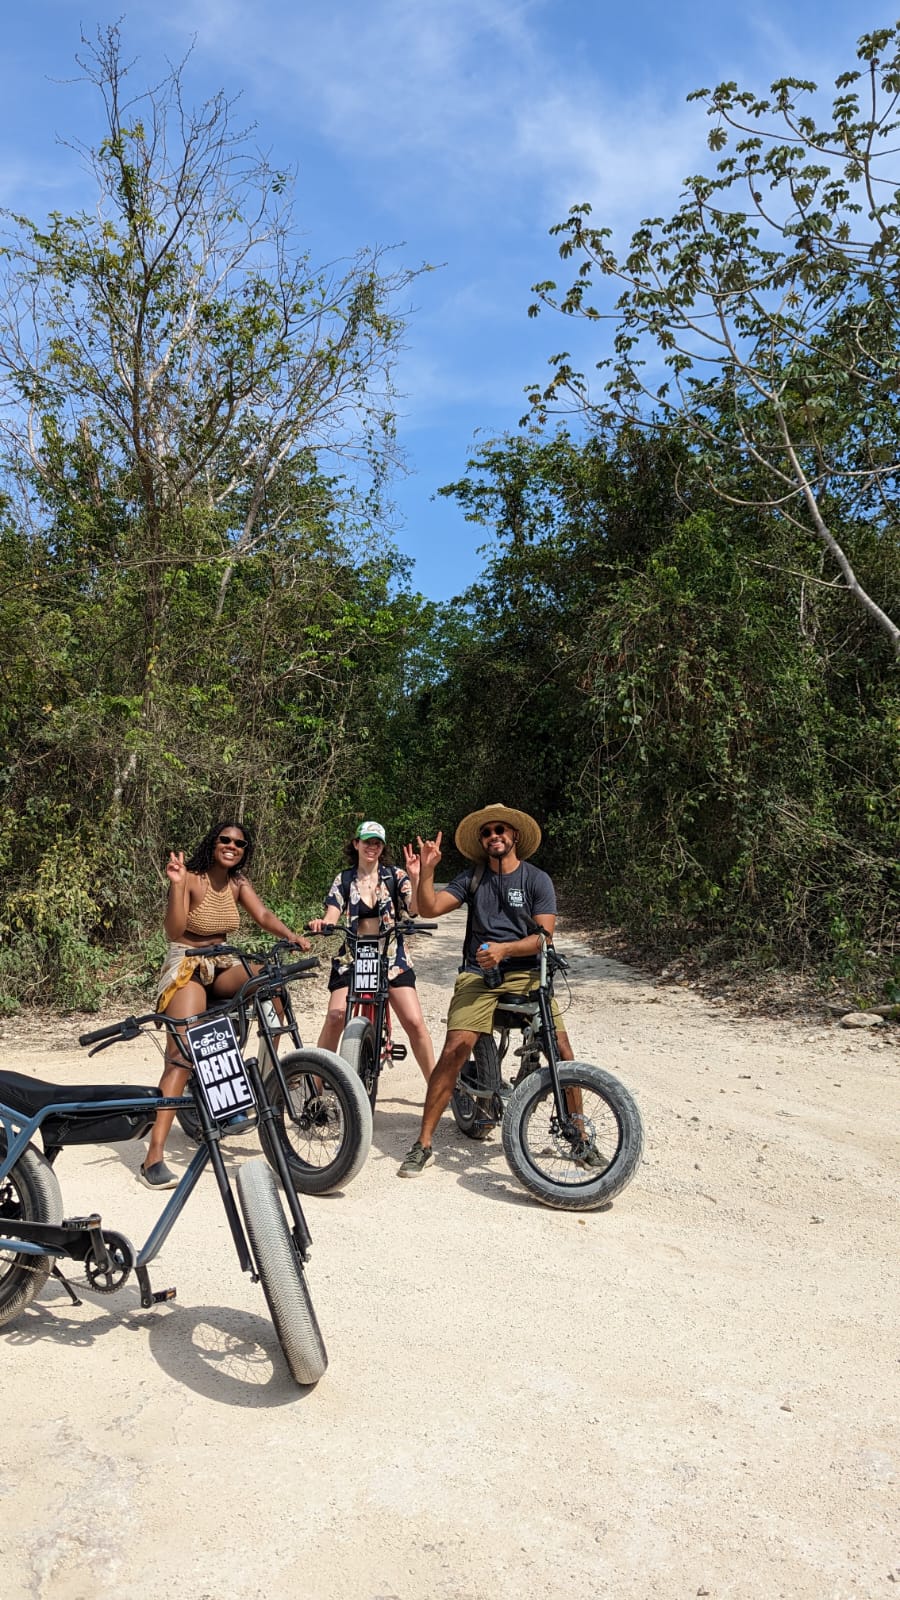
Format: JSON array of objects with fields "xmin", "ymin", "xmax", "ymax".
[{"xmin": 479, "ymin": 944, "xmax": 502, "ymax": 989}]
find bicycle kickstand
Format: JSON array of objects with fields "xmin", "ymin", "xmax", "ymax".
[{"xmin": 51, "ymin": 1265, "xmax": 83, "ymax": 1309}]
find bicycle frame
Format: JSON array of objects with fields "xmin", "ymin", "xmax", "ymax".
[
  {"xmin": 0, "ymin": 960, "xmax": 316, "ymax": 1309},
  {"xmin": 206, "ymin": 948, "xmax": 313, "ymax": 1112},
  {"xmin": 463, "ymin": 936, "xmax": 576, "ymax": 1129}
]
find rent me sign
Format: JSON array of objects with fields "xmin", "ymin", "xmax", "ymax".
[{"xmin": 185, "ymin": 1014, "xmax": 255, "ymax": 1122}]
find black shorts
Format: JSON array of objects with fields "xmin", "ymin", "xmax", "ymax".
[{"xmin": 327, "ymin": 963, "xmax": 417, "ymax": 994}]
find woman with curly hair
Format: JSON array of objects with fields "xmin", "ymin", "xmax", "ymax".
[{"xmin": 143, "ymin": 819, "xmax": 307, "ymax": 1190}]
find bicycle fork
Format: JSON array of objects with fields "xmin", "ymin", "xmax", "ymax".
[
  {"xmin": 536, "ymin": 991, "xmax": 586, "ymax": 1148},
  {"xmin": 242, "ymin": 1056, "xmax": 313, "ymax": 1262}
]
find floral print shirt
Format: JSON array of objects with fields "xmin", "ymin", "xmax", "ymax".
[{"xmin": 324, "ymin": 864, "xmax": 413, "ymax": 976}]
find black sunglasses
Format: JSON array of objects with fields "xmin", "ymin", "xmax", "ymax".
[
  {"xmin": 480, "ymin": 823, "xmax": 510, "ymax": 839},
  {"xmin": 217, "ymin": 835, "xmax": 247, "ymax": 850}
]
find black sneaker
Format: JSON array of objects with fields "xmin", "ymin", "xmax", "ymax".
[
  {"xmin": 139, "ymin": 1161, "xmax": 179, "ymax": 1190},
  {"xmin": 397, "ymin": 1140, "xmax": 433, "ymax": 1178}
]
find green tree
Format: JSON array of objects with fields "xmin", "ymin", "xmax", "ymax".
[
  {"xmin": 0, "ymin": 27, "xmax": 431, "ymax": 1008},
  {"xmin": 528, "ymin": 22, "xmax": 900, "ymax": 655},
  {"xmin": 0, "ymin": 24, "xmax": 420, "ymax": 796},
  {"xmin": 427, "ymin": 428, "xmax": 899, "ymax": 981}
]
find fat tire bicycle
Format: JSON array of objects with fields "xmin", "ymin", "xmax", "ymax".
[
  {"xmin": 451, "ymin": 931, "xmax": 643, "ymax": 1211},
  {"xmin": 308, "ymin": 921, "xmax": 436, "ymax": 1110},
  {"xmin": 172, "ymin": 940, "xmax": 373, "ymax": 1194},
  {"xmin": 0, "ymin": 949, "xmax": 369, "ymax": 1382}
]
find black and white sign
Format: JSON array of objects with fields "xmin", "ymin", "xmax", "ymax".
[
  {"xmin": 185, "ymin": 1014, "xmax": 255, "ymax": 1122},
  {"xmin": 353, "ymin": 939, "xmax": 381, "ymax": 994}
]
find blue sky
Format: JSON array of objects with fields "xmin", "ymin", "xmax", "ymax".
[{"xmin": 0, "ymin": 0, "xmax": 881, "ymax": 599}]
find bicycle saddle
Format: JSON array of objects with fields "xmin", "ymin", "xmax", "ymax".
[
  {"xmin": 494, "ymin": 997, "xmax": 540, "ymax": 1019},
  {"xmin": 0, "ymin": 1072, "xmax": 158, "ymax": 1118}
]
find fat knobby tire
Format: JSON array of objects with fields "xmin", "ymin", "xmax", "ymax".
[
  {"xmin": 501, "ymin": 1061, "xmax": 643, "ymax": 1211},
  {"xmin": 339, "ymin": 1017, "xmax": 379, "ymax": 1111},
  {"xmin": 0, "ymin": 1144, "xmax": 64, "ymax": 1325},
  {"xmin": 236, "ymin": 1158, "xmax": 327, "ymax": 1386},
  {"xmin": 261, "ymin": 1047, "xmax": 372, "ymax": 1194},
  {"xmin": 450, "ymin": 1036, "xmax": 500, "ymax": 1141}
]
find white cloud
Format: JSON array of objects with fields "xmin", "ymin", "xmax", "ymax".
[{"xmin": 162, "ymin": 0, "xmax": 711, "ymax": 235}]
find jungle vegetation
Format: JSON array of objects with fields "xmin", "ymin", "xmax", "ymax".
[{"xmin": 2, "ymin": 24, "xmax": 897, "ymax": 1009}]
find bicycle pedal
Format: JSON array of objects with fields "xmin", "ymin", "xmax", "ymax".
[
  {"xmin": 390, "ymin": 1043, "xmax": 407, "ymax": 1061},
  {"xmin": 153, "ymin": 1287, "xmax": 177, "ymax": 1305},
  {"xmin": 62, "ymin": 1214, "xmax": 102, "ymax": 1231}
]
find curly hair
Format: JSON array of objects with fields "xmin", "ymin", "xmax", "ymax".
[{"xmin": 186, "ymin": 820, "xmax": 255, "ymax": 878}]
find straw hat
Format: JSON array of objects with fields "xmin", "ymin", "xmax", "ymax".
[{"xmin": 454, "ymin": 803, "xmax": 542, "ymax": 862}]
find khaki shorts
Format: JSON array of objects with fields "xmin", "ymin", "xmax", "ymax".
[{"xmin": 446, "ymin": 969, "xmax": 564, "ymax": 1036}]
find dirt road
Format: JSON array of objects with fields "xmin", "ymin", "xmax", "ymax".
[{"xmin": 1, "ymin": 904, "xmax": 897, "ymax": 1600}]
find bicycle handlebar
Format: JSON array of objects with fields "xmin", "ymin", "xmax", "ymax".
[
  {"xmin": 79, "ymin": 1017, "xmax": 137, "ymax": 1047},
  {"xmin": 77, "ymin": 942, "xmax": 319, "ymax": 1051},
  {"xmin": 78, "ymin": 1012, "xmax": 159, "ymax": 1048},
  {"xmin": 276, "ymin": 956, "xmax": 320, "ymax": 979},
  {"xmin": 305, "ymin": 920, "xmax": 436, "ymax": 936}
]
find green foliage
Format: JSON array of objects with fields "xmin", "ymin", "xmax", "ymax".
[
  {"xmin": 0, "ymin": 30, "xmax": 434, "ymax": 1009},
  {"xmin": 0, "ymin": 834, "xmax": 109, "ymax": 1011},
  {"xmin": 3, "ymin": 26, "xmax": 898, "ymax": 1009},
  {"xmin": 528, "ymin": 21, "xmax": 900, "ymax": 657},
  {"xmin": 418, "ymin": 429, "xmax": 900, "ymax": 983}
]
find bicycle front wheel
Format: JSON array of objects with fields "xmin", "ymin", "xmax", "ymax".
[
  {"xmin": 0, "ymin": 1143, "xmax": 64, "ymax": 1326},
  {"xmin": 236, "ymin": 1158, "xmax": 327, "ymax": 1386},
  {"xmin": 261, "ymin": 1048, "xmax": 372, "ymax": 1194},
  {"xmin": 339, "ymin": 1017, "xmax": 379, "ymax": 1110},
  {"xmin": 502, "ymin": 1062, "xmax": 643, "ymax": 1211}
]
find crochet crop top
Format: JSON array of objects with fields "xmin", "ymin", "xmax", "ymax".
[{"xmin": 184, "ymin": 880, "xmax": 241, "ymax": 937}]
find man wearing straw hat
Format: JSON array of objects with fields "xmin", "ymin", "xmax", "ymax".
[{"xmin": 397, "ymin": 803, "xmax": 574, "ymax": 1177}]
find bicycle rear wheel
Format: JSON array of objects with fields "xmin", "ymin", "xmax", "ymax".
[
  {"xmin": 261, "ymin": 1048, "xmax": 372, "ymax": 1194},
  {"xmin": 175, "ymin": 1091, "xmax": 203, "ymax": 1145},
  {"xmin": 450, "ymin": 1036, "xmax": 500, "ymax": 1141},
  {"xmin": 502, "ymin": 1062, "xmax": 643, "ymax": 1211},
  {"xmin": 339, "ymin": 1017, "xmax": 379, "ymax": 1110},
  {"xmin": 0, "ymin": 1143, "xmax": 64, "ymax": 1326},
  {"xmin": 236, "ymin": 1158, "xmax": 327, "ymax": 1386}
]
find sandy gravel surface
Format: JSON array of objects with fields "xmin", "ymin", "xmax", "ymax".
[{"xmin": 1, "ymin": 903, "xmax": 898, "ymax": 1600}]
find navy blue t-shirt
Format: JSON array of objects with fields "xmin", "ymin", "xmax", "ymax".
[{"xmin": 444, "ymin": 861, "xmax": 557, "ymax": 973}]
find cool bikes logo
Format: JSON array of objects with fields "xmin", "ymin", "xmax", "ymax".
[
  {"xmin": 201, "ymin": 1027, "xmax": 233, "ymax": 1052},
  {"xmin": 507, "ymin": 888, "xmax": 525, "ymax": 908}
]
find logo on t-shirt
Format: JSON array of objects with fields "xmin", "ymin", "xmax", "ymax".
[{"xmin": 507, "ymin": 887, "xmax": 525, "ymax": 908}]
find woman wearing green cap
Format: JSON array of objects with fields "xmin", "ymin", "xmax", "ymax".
[{"xmin": 308, "ymin": 822, "xmax": 435, "ymax": 1082}]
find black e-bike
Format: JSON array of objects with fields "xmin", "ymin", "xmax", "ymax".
[
  {"xmin": 451, "ymin": 931, "xmax": 644, "ymax": 1210},
  {"xmin": 0, "ymin": 947, "xmax": 367, "ymax": 1384}
]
